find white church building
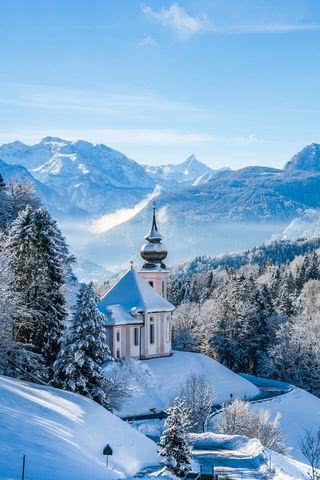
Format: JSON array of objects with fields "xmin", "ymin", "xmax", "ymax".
[{"xmin": 98, "ymin": 203, "xmax": 175, "ymax": 360}]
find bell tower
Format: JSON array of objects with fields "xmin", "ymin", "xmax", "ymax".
[{"xmin": 139, "ymin": 202, "xmax": 169, "ymax": 299}]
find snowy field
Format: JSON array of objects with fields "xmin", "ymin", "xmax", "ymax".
[
  {"xmin": 106, "ymin": 351, "xmax": 260, "ymax": 417},
  {"xmin": 0, "ymin": 375, "xmax": 158, "ymax": 480}
]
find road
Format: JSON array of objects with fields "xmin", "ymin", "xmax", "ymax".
[
  {"xmin": 192, "ymin": 448, "xmax": 267, "ymax": 480},
  {"xmin": 123, "ymin": 376, "xmax": 293, "ymax": 423}
]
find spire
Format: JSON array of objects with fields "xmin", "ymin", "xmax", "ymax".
[
  {"xmin": 140, "ymin": 201, "xmax": 168, "ymax": 270},
  {"xmin": 145, "ymin": 201, "xmax": 163, "ymax": 242}
]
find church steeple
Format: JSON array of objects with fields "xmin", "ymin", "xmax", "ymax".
[
  {"xmin": 145, "ymin": 202, "xmax": 163, "ymax": 242},
  {"xmin": 140, "ymin": 201, "xmax": 168, "ymax": 270}
]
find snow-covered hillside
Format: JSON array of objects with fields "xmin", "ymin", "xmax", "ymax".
[
  {"xmin": 281, "ymin": 208, "xmax": 320, "ymax": 241},
  {"xmin": 251, "ymin": 385, "xmax": 320, "ymax": 462},
  {"xmin": 0, "ymin": 375, "xmax": 158, "ymax": 480},
  {"xmin": 105, "ymin": 351, "xmax": 260, "ymax": 417}
]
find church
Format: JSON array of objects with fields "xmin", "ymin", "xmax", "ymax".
[{"xmin": 98, "ymin": 203, "xmax": 175, "ymax": 360}]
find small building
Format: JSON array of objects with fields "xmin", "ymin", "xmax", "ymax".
[{"xmin": 99, "ymin": 203, "xmax": 175, "ymax": 360}]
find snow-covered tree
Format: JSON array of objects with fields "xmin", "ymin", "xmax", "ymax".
[
  {"xmin": 270, "ymin": 280, "xmax": 320, "ymax": 395},
  {"xmin": 7, "ymin": 182, "xmax": 41, "ymax": 219},
  {"xmin": 172, "ymin": 303, "xmax": 201, "ymax": 352},
  {"xmin": 0, "ymin": 253, "xmax": 46, "ymax": 382},
  {"xmin": 177, "ymin": 374, "xmax": 216, "ymax": 433},
  {"xmin": 52, "ymin": 283, "xmax": 113, "ymax": 410},
  {"xmin": 216, "ymin": 399, "xmax": 287, "ymax": 454},
  {"xmin": 6, "ymin": 206, "xmax": 67, "ymax": 365},
  {"xmin": 300, "ymin": 427, "xmax": 320, "ymax": 480},
  {"xmin": 159, "ymin": 398, "xmax": 192, "ymax": 477}
]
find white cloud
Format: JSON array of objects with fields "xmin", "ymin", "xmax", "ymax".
[
  {"xmin": 141, "ymin": 3, "xmax": 208, "ymax": 39},
  {"xmin": 141, "ymin": 3, "xmax": 320, "ymax": 37},
  {"xmin": 0, "ymin": 129, "xmax": 258, "ymax": 150},
  {"xmin": 138, "ymin": 35, "xmax": 157, "ymax": 47},
  {"xmin": 223, "ymin": 23, "xmax": 320, "ymax": 34},
  {"xmin": 0, "ymin": 83, "xmax": 208, "ymax": 120}
]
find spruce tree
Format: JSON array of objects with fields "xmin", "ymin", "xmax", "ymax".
[
  {"xmin": 0, "ymin": 174, "xmax": 6, "ymax": 192},
  {"xmin": 52, "ymin": 283, "xmax": 112, "ymax": 410},
  {"xmin": 7, "ymin": 206, "xmax": 67, "ymax": 366},
  {"xmin": 159, "ymin": 398, "xmax": 192, "ymax": 477}
]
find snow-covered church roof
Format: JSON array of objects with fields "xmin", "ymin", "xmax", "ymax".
[{"xmin": 98, "ymin": 268, "xmax": 175, "ymax": 325}]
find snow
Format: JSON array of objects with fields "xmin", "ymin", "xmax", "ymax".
[
  {"xmin": 0, "ymin": 375, "xmax": 158, "ymax": 480},
  {"xmin": 251, "ymin": 386, "xmax": 320, "ymax": 463},
  {"xmin": 189, "ymin": 433, "xmax": 263, "ymax": 456},
  {"xmin": 281, "ymin": 208, "xmax": 320, "ymax": 241},
  {"xmin": 105, "ymin": 304, "xmax": 144, "ymax": 325},
  {"xmin": 105, "ymin": 351, "xmax": 260, "ymax": 417},
  {"xmin": 191, "ymin": 434, "xmax": 309, "ymax": 480},
  {"xmin": 99, "ymin": 268, "xmax": 175, "ymax": 319}
]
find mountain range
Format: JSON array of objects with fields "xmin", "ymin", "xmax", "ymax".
[{"xmin": 2, "ymin": 138, "xmax": 320, "ymax": 274}]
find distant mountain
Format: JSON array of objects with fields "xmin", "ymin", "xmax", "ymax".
[
  {"xmin": 0, "ymin": 158, "xmax": 84, "ymax": 217},
  {"xmin": 86, "ymin": 159, "xmax": 320, "ymax": 269},
  {"xmin": 4, "ymin": 136, "xmax": 320, "ymax": 273},
  {"xmin": 0, "ymin": 137, "xmax": 155, "ymax": 216},
  {"xmin": 285, "ymin": 143, "xmax": 320, "ymax": 172},
  {"xmin": 281, "ymin": 209, "xmax": 320, "ymax": 241},
  {"xmin": 144, "ymin": 154, "xmax": 224, "ymax": 189},
  {"xmin": 72, "ymin": 256, "xmax": 113, "ymax": 283}
]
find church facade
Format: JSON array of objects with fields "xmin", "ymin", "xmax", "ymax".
[{"xmin": 98, "ymin": 203, "xmax": 175, "ymax": 360}]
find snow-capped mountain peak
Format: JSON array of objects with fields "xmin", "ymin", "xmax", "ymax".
[
  {"xmin": 0, "ymin": 138, "xmax": 155, "ymax": 216},
  {"xmin": 285, "ymin": 143, "xmax": 320, "ymax": 171},
  {"xmin": 143, "ymin": 154, "xmax": 218, "ymax": 188}
]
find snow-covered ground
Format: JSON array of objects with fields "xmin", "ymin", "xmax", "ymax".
[
  {"xmin": 105, "ymin": 351, "xmax": 260, "ymax": 417},
  {"xmin": 190, "ymin": 433, "xmax": 309, "ymax": 479},
  {"xmin": 251, "ymin": 385, "xmax": 320, "ymax": 463},
  {"xmin": 0, "ymin": 375, "xmax": 158, "ymax": 480}
]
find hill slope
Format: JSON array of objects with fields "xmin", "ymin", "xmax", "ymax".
[
  {"xmin": 105, "ymin": 351, "xmax": 260, "ymax": 416},
  {"xmin": 0, "ymin": 375, "xmax": 158, "ymax": 480}
]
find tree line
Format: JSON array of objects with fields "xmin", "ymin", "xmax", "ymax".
[
  {"xmin": 0, "ymin": 175, "xmax": 123, "ymax": 410},
  {"xmin": 169, "ymin": 244, "xmax": 320, "ymax": 396}
]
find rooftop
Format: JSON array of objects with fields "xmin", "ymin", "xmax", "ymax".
[{"xmin": 98, "ymin": 268, "xmax": 175, "ymax": 320}]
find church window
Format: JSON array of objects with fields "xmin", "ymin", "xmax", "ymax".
[
  {"xmin": 149, "ymin": 281, "xmax": 154, "ymax": 287},
  {"xmin": 116, "ymin": 349, "xmax": 120, "ymax": 359},
  {"xmin": 116, "ymin": 330, "xmax": 120, "ymax": 342},
  {"xmin": 162, "ymin": 280, "xmax": 165, "ymax": 297},
  {"xmin": 150, "ymin": 318, "xmax": 155, "ymax": 344},
  {"xmin": 134, "ymin": 327, "xmax": 139, "ymax": 346}
]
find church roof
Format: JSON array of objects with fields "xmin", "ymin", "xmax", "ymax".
[
  {"xmin": 98, "ymin": 268, "xmax": 175, "ymax": 321},
  {"xmin": 104, "ymin": 305, "xmax": 144, "ymax": 326}
]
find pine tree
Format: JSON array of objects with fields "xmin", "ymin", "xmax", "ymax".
[
  {"xmin": 51, "ymin": 283, "xmax": 112, "ymax": 410},
  {"xmin": 159, "ymin": 398, "xmax": 192, "ymax": 477},
  {"xmin": 7, "ymin": 206, "xmax": 67, "ymax": 366},
  {"xmin": 0, "ymin": 175, "xmax": 14, "ymax": 230},
  {"xmin": 0, "ymin": 174, "xmax": 6, "ymax": 192}
]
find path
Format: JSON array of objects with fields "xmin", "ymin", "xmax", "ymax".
[
  {"xmin": 193, "ymin": 449, "xmax": 266, "ymax": 480},
  {"xmin": 123, "ymin": 375, "xmax": 293, "ymax": 422}
]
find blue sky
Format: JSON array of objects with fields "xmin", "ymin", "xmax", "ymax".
[{"xmin": 1, "ymin": 0, "xmax": 320, "ymax": 168}]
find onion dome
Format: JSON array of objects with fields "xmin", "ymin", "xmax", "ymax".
[{"xmin": 140, "ymin": 202, "xmax": 167, "ymax": 270}]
